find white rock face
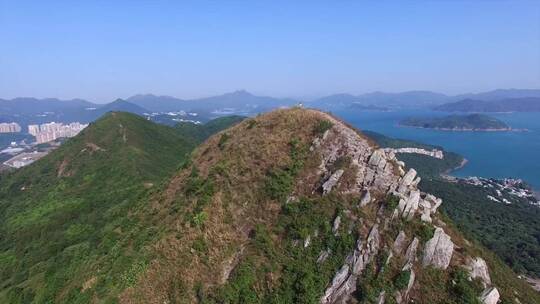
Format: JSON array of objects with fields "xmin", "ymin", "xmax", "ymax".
[
  {"xmin": 398, "ymin": 169, "xmax": 417, "ymax": 193},
  {"xmin": 466, "ymin": 257, "xmax": 491, "ymax": 286},
  {"xmin": 404, "ymin": 237, "xmax": 419, "ymax": 267},
  {"xmin": 422, "ymin": 227, "xmax": 454, "ymax": 269},
  {"xmin": 401, "ymin": 190, "xmax": 421, "ymax": 220},
  {"xmin": 479, "ymin": 287, "xmax": 500, "ymax": 304},
  {"xmin": 393, "ymin": 231, "xmax": 407, "ymax": 254},
  {"xmin": 322, "ymin": 169, "xmax": 344, "ymax": 194},
  {"xmin": 332, "ymin": 216, "xmax": 341, "ymax": 235}
]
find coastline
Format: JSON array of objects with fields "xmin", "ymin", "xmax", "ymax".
[{"xmin": 440, "ymin": 158, "xmax": 468, "ymax": 181}]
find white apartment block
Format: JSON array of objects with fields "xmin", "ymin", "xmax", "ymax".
[
  {"xmin": 31, "ymin": 122, "xmax": 88, "ymax": 144},
  {"xmin": 0, "ymin": 122, "xmax": 22, "ymax": 133}
]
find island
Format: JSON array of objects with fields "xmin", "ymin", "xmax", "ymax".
[{"xmin": 399, "ymin": 114, "xmax": 511, "ymax": 131}]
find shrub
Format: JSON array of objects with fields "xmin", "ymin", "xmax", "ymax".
[
  {"xmin": 313, "ymin": 120, "xmax": 333, "ymax": 135},
  {"xmin": 394, "ymin": 269, "xmax": 411, "ymax": 290},
  {"xmin": 218, "ymin": 133, "xmax": 230, "ymax": 150}
]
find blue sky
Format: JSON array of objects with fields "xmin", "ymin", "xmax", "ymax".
[{"xmin": 1, "ymin": 0, "xmax": 539, "ymax": 102}]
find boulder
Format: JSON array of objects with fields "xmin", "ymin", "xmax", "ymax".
[
  {"xmin": 401, "ymin": 190, "xmax": 420, "ymax": 220},
  {"xmin": 404, "ymin": 237, "xmax": 419, "ymax": 266},
  {"xmin": 359, "ymin": 190, "xmax": 372, "ymax": 207},
  {"xmin": 322, "ymin": 169, "xmax": 344, "ymax": 194},
  {"xmin": 479, "ymin": 287, "xmax": 500, "ymax": 304},
  {"xmin": 466, "ymin": 257, "xmax": 491, "ymax": 286},
  {"xmin": 393, "ymin": 231, "xmax": 407, "ymax": 254},
  {"xmin": 422, "ymin": 227, "xmax": 454, "ymax": 269},
  {"xmin": 398, "ymin": 168, "xmax": 417, "ymax": 192},
  {"xmin": 332, "ymin": 216, "xmax": 342, "ymax": 235}
]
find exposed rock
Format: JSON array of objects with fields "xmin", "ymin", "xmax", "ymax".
[
  {"xmin": 332, "ymin": 216, "xmax": 342, "ymax": 235},
  {"xmin": 359, "ymin": 190, "xmax": 372, "ymax": 207},
  {"xmin": 479, "ymin": 287, "xmax": 500, "ymax": 304},
  {"xmin": 404, "ymin": 237, "xmax": 419, "ymax": 266},
  {"xmin": 322, "ymin": 169, "xmax": 345, "ymax": 194},
  {"xmin": 317, "ymin": 249, "xmax": 331, "ymax": 264},
  {"xmin": 422, "ymin": 227, "xmax": 454, "ymax": 269},
  {"xmin": 393, "ymin": 231, "xmax": 407, "ymax": 254},
  {"xmin": 321, "ymin": 265, "xmax": 350, "ymax": 303},
  {"xmin": 400, "ymin": 190, "xmax": 420, "ymax": 220},
  {"xmin": 368, "ymin": 149, "xmax": 385, "ymax": 167},
  {"xmin": 466, "ymin": 257, "xmax": 491, "ymax": 287},
  {"xmin": 398, "ymin": 169, "xmax": 417, "ymax": 193},
  {"xmin": 376, "ymin": 291, "xmax": 385, "ymax": 304},
  {"xmin": 304, "ymin": 235, "xmax": 311, "ymax": 248}
]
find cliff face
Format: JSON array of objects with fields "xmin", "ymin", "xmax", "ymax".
[{"xmin": 121, "ymin": 108, "xmax": 537, "ymax": 304}]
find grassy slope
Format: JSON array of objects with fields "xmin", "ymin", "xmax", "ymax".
[
  {"xmin": 175, "ymin": 115, "xmax": 245, "ymax": 142},
  {"xmin": 0, "ymin": 112, "xmax": 241, "ymax": 303},
  {"xmin": 118, "ymin": 109, "xmax": 538, "ymax": 304}
]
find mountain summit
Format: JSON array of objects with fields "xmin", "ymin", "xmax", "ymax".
[
  {"xmin": 116, "ymin": 108, "xmax": 536, "ymax": 303},
  {"xmin": 0, "ymin": 109, "xmax": 537, "ymax": 303}
]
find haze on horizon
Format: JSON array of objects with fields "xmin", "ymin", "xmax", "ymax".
[{"xmin": 1, "ymin": 1, "xmax": 539, "ymax": 103}]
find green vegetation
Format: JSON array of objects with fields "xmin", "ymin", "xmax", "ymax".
[
  {"xmin": 313, "ymin": 120, "xmax": 333, "ymax": 135},
  {"xmin": 0, "ymin": 112, "xmax": 241, "ymax": 303},
  {"xmin": 400, "ymin": 114, "xmax": 509, "ymax": 131},
  {"xmin": 422, "ymin": 179, "xmax": 540, "ymax": 277},
  {"xmin": 208, "ymin": 196, "xmax": 357, "ymax": 304},
  {"xmin": 175, "ymin": 115, "xmax": 245, "ymax": 142},
  {"xmin": 264, "ymin": 139, "xmax": 307, "ymax": 202}
]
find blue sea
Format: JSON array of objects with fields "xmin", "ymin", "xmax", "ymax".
[{"xmin": 334, "ymin": 109, "xmax": 540, "ymax": 190}]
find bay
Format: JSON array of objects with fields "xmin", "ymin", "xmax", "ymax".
[{"xmin": 334, "ymin": 109, "xmax": 540, "ymax": 189}]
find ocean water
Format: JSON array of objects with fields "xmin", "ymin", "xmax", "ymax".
[{"xmin": 334, "ymin": 109, "xmax": 540, "ymax": 189}]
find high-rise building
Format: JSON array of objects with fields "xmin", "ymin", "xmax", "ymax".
[
  {"xmin": 28, "ymin": 124, "xmax": 40, "ymax": 136},
  {"xmin": 32, "ymin": 122, "xmax": 88, "ymax": 144},
  {"xmin": 0, "ymin": 122, "xmax": 22, "ymax": 133}
]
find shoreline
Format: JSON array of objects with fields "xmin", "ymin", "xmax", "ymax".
[{"xmin": 440, "ymin": 158, "xmax": 468, "ymax": 181}]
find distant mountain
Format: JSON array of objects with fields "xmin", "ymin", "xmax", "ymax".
[
  {"xmin": 126, "ymin": 94, "xmax": 186, "ymax": 112},
  {"xmin": 127, "ymin": 90, "xmax": 298, "ymax": 113},
  {"xmin": 454, "ymin": 89, "xmax": 540, "ymax": 101},
  {"xmin": 311, "ymin": 91, "xmax": 449, "ymax": 110},
  {"xmin": 94, "ymin": 99, "xmax": 148, "ymax": 115},
  {"xmin": 188, "ymin": 90, "xmax": 297, "ymax": 111},
  {"xmin": 0, "ymin": 97, "xmax": 96, "ymax": 116},
  {"xmin": 400, "ymin": 114, "xmax": 510, "ymax": 131},
  {"xmin": 435, "ymin": 97, "xmax": 540, "ymax": 112}
]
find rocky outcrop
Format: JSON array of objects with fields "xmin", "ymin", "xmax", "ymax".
[
  {"xmin": 422, "ymin": 227, "xmax": 454, "ymax": 269},
  {"xmin": 393, "ymin": 231, "xmax": 407, "ymax": 254},
  {"xmin": 479, "ymin": 287, "xmax": 500, "ymax": 304},
  {"xmin": 321, "ymin": 225, "xmax": 381, "ymax": 304},
  {"xmin": 466, "ymin": 257, "xmax": 491, "ymax": 287},
  {"xmin": 322, "ymin": 170, "xmax": 344, "ymax": 194},
  {"xmin": 307, "ymin": 111, "xmax": 502, "ymax": 304}
]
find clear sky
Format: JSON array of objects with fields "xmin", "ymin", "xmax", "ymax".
[{"xmin": 1, "ymin": 0, "xmax": 539, "ymax": 102}]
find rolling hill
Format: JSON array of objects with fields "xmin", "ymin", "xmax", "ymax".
[{"xmin": 0, "ymin": 112, "xmax": 241, "ymax": 303}]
